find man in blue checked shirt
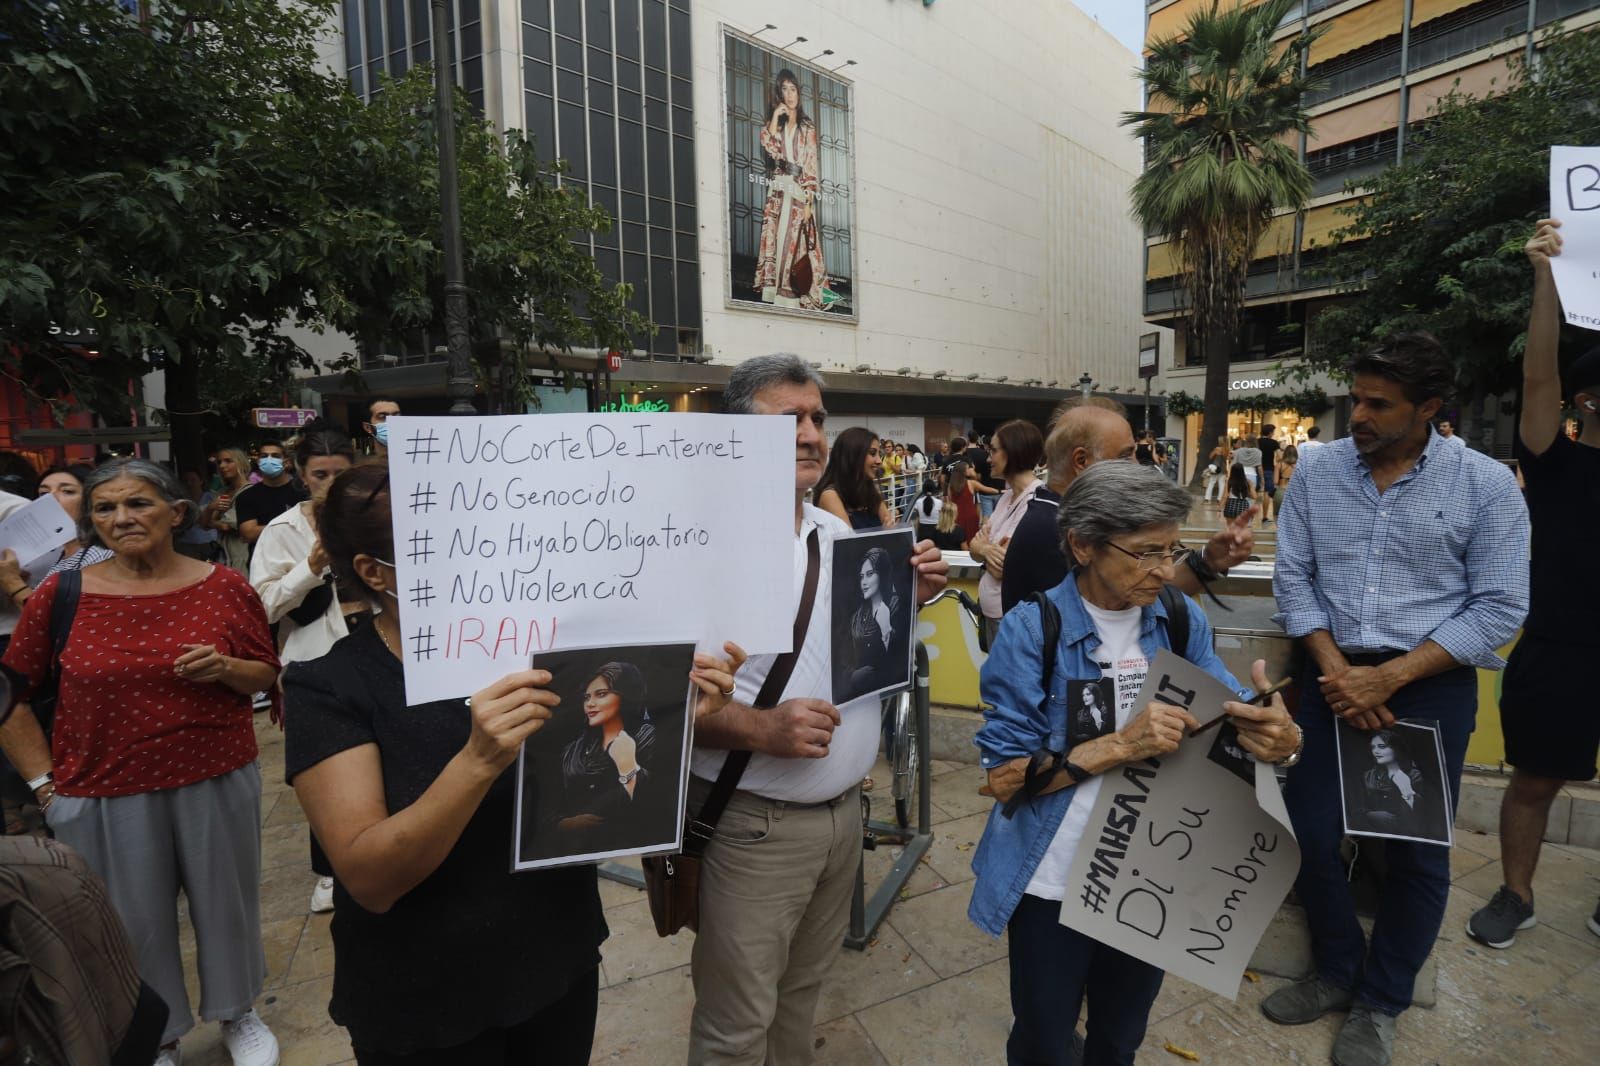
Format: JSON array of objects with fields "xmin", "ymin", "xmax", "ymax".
[{"xmin": 1265, "ymin": 332, "xmax": 1529, "ymax": 1066}]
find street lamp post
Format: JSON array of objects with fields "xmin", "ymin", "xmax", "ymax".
[{"xmin": 432, "ymin": 0, "xmax": 475, "ymax": 415}]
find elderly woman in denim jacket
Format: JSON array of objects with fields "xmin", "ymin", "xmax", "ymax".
[{"xmin": 967, "ymin": 462, "xmax": 1301, "ymax": 1066}]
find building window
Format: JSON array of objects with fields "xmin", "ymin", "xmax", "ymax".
[{"xmin": 521, "ymin": 0, "xmax": 701, "ymax": 357}]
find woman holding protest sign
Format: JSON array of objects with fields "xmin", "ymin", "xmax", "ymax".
[
  {"xmin": 966, "ymin": 462, "xmax": 1301, "ymax": 1065},
  {"xmin": 283, "ymin": 464, "xmax": 745, "ymax": 1064}
]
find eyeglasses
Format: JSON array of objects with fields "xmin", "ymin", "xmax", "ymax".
[{"xmin": 1105, "ymin": 541, "xmax": 1193, "ymax": 572}]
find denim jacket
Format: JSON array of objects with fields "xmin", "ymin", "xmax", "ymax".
[{"xmin": 967, "ymin": 575, "xmax": 1248, "ymax": 938}]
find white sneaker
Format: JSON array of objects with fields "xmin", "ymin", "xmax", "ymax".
[
  {"xmin": 221, "ymin": 1009, "xmax": 279, "ymax": 1066},
  {"xmin": 310, "ymin": 876, "xmax": 336, "ymax": 913},
  {"xmin": 154, "ymin": 1046, "xmax": 182, "ymax": 1066}
]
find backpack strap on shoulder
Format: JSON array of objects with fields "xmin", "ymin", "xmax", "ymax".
[{"xmin": 1158, "ymin": 583, "xmax": 1190, "ymax": 663}]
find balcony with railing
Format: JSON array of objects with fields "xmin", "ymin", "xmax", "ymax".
[
  {"xmin": 1307, "ymin": 128, "xmax": 1399, "ymax": 195},
  {"xmin": 1306, "ymin": 34, "xmax": 1404, "ymax": 105},
  {"xmin": 1408, "ymin": 0, "xmax": 1530, "ymax": 72},
  {"xmin": 1537, "ymin": 0, "xmax": 1600, "ymax": 25}
]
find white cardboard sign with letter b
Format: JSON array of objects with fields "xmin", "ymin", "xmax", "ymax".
[{"xmin": 1550, "ymin": 145, "xmax": 1600, "ymax": 331}]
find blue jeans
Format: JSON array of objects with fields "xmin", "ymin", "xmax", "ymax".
[
  {"xmin": 1283, "ymin": 663, "xmax": 1476, "ymax": 1016},
  {"xmin": 979, "ymin": 492, "xmax": 998, "ymax": 519},
  {"xmin": 1006, "ymin": 894, "xmax": 1164, "ymax": 1066}
]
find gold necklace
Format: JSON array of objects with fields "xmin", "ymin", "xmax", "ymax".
[{"xmin": 375, "ymin": 617, "xmax": 402, "ymax": 661}]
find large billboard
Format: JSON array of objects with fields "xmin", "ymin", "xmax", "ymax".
[{"xmin": 722, "ymin": 28, "xmax": 856, "ymax": 319}]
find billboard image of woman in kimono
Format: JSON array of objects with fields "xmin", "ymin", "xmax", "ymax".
[{"xmin": 754, "ymin": 69, "xmax": 826, "ymax": 310}]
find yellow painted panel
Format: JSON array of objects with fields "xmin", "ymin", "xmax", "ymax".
[
  {"xmin": 1465, "ymin": 635, "xmax": 1518, "ymax": 766},
  {"xmin": 1307, "ymin": 92, "xmax": 1401, "ymax": 148},
  {"xmin": 1147, "ymin": 0, "xmax": 1266, "ymax": 48},
  {"xmin": 1255, "ymin": 211, "xmax": 1298, "ymax": 260},
  {"xmin": 1301, "ymin": 200, "xmax": 1365, "ymax": 250},
  {"xmin": 1309, "ymin": 0, "xmax": 1404, "ymax": 65},
  {"xmin": 924, "ymin": 575, "xmax": 985, "ymax": 709},
  {"xmin": 1147, "ymin": 240, "xmax": 1183, "ymax": 281}
]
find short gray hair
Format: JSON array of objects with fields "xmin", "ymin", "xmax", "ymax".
[
  {"xmin": 1058, "ymin": 461, "xmax": 1191, "ymax": 553},
  {"xmin": 80, "ymin": 458, "xmax": 196, "ymax": 546},
  {"xmin": 723, "ymin": 353, "xmax": 825, "ymax": 414}
]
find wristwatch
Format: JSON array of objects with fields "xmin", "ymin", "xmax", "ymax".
[
  {"xmin": 618, "ymin": 768, "xmax": 641, "ymax": 786},
  {"xmin": 1275, "ymin": 722, "xmax": 1306, "ymax": 769},
  {"xmin": 25, "ymin": 771, "xmax": 52, "ymax": 792}
]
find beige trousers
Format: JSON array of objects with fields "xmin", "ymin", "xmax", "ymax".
[{"xmin": 687, "ymin": 779, "xmax": 862, "ymax": 1066}]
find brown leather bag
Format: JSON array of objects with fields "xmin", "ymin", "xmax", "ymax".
[
  {"xmin": 788, "ymin": 216, "xmax": 816, "ymax": 298},
  {"xmin": 641, "ymin": 529, "xmax": 822, "ymax": 937}
]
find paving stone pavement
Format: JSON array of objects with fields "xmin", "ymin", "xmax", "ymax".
[{"xmin": 168, "ymin": 716, "xmax": 1600, "ymax": 1064}]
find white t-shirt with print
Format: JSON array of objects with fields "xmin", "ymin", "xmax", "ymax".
[{"xmin": 1023, "ymin": 601, "xmax": 1149, "ymax": 902}]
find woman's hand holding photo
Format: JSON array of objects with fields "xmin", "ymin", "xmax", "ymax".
[{"xmin": 464, "ymin": 669, "xmax": 560, "ymax": 776}]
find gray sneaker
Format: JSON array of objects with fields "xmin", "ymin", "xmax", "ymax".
[
  {"xmin": 1332, "ymin": 1004, "xmax": 1397, "ymax": 1066},
  {"xmin": 1466, "ymin": 885, "xmax": 1536, "ymax": 949},
  {"xmin": 1260, "ymin": 975, "xmax": 1354, "ymax": 1025}
]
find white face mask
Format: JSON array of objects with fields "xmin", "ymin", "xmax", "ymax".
[{"xmin": 370, "ymin": 557, "xmax": 400, "ymax": 600}]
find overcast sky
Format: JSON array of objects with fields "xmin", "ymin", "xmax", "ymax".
[{"xmin": 1069, "ymin": 0, "xmax": 1145, "ymax": 56}]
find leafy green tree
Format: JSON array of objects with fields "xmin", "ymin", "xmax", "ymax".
[
  {"xmin": 1, "ymin": 0, "xmax": 641, "ymax": 470},
  {"xmin": 1123, "ymin": 0, "xmax": 1320, "ymax": 487},
  {"xmin": 1305, "ymin": 28, "xmax": 1600, "ymax": 447}
]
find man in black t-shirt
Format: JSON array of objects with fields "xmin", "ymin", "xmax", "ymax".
[
  {"xmin": 1258, "ymin": 424, "xmax": 1281, "ymax": 497},
  {"xmin": 234, "ymin": 440, "xmax": 308, "ymax": 556},
  {"xmin": 1468, "ymin": 219, "xmax": 1600, "ymax": 951},
  {"xmin": 1001, "ymin": 399, "xmax": 1259, "ymax": 614}
]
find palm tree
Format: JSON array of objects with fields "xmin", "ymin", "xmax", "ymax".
[{"xmin": 1123, "ymin": 0, "xmax": 1319, "ymax": 489}]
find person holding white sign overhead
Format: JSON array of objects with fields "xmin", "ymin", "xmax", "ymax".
[
  {"xmin": 1467, "ymin": 219, "xmax": 1600, "ymax": 952},
  {"xmin": 968, "ymin": 462, "xmax": 1300, "ymax": 1066},
  {"xmin": 686, "ymin": 354, "xmax": 948, "ymax": 1066},
  {"xmin": 283, "ymin": 463, "xmax": 746, "ymax": 1065}
]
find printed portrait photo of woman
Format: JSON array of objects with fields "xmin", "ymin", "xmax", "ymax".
[
  {"xmin": 1337, "ymin": 720, "xmax": 1452, "ymax": 846},
  {"xmin": 516, "ymin": 644, "xmax": 699, "ymax": 869},
  {"xmin": 830, "ymin": 530, "xmax": 915, "ymax": 704}
]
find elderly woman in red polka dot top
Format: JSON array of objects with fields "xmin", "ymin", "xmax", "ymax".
[{"xmin": 0, "ymin": 457, "xmax": 284, "ymax": 1066}]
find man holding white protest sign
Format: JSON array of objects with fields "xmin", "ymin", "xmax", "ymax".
[
  {"xmin": 684, "ymin": 354, "xmax": 948, "ymax": 1066},
  {"xmin": 968, "ymin": 463, "xmax": 1300, "ymax": 1066},
  {"xmin": 1271, "ymin": 335, "xmax": 1529, "ymax": 1066}
]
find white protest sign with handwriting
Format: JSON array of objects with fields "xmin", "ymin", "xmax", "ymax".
[
  {"xmin": 387, "ymin": 414, "xmax": 795, "ymax": 705},
  {"xmin": 1550, "ymin": 146, "xmax": 1600, "ymax": 331},
  {"xmin": 1059, "ymin": 650, "xmax": 1300, "ymax": 1000}
]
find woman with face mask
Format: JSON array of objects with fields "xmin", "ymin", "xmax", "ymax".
[{"xmin": 282, "ymin": 465, "xmax": 744, "ymax": 1064}]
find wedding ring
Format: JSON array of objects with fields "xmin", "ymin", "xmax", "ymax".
[{"xmin": 719, "ymin": 685, "xmax": 735, "ymax": 697}]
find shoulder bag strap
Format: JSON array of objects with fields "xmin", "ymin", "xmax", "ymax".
[
  {"xmin": 683, "ymin": 527, "xmax": 822, "ymax": 855},
  {"xmin": 49, "ymin": 568, "xmax": 82, "ymax": 663}
]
